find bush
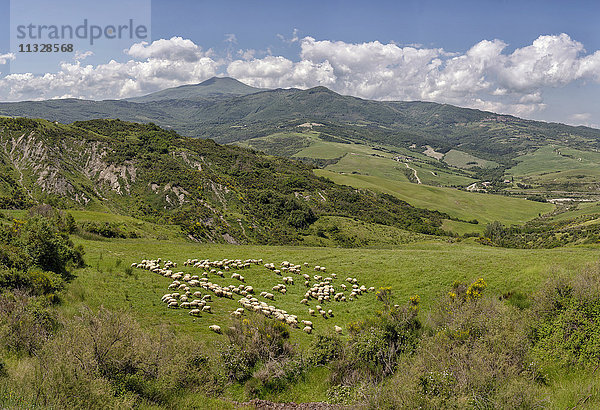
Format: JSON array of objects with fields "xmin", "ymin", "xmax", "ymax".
[
  {"xmin": 529, "ymin": 265, "xmax": 600, "ymax": 368},
  {"xmin": 220, "ymin": 343, "xmax": 257, "ymax": 383},
  {"xmin": 309, "ymin": 334, "xmax": 343, "ymax": 366},
  {"xmin": 224, "ymin": 314, "xmax": 294, "ymax": 363},
  {"xmin": 373, "ymin": 282, "xmax": 538, "ymax": 408},
  {"xmin": 332, "ymin": 292, "xmax": 422, "ymax": 385},
  {"xmin": 17, "ymin": 306, "xmax": 215, "ymax": 408},
  {"xmin": 18, "ymin": 216, "xmax": 84, "ymax": 278},
  {"xmin": 0, "ymin": 291, "xmax": 58, "ymax": 355}
]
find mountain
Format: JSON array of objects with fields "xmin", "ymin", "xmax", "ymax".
[
  {"xmin": 124, "ymin": 76, "xmax": 267, "ymax": 102},
  {"xmin": 1, "ymin": 83, "xmax": 599, "ymax": 169},
  {"xmin": 0, "ymin": 117, "xmax": 452, "ymax": 245}
]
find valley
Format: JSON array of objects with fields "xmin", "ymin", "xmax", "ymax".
[{"xmin": 1, "ymin": 79, "xmax": 599, "ymax": 408}]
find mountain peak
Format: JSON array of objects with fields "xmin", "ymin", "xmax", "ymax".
[
  {"xmin": 125, "ymin": 77, "xmax": 266, "ymax": 103},
  {"xmin": 199, "ymin": 76, "xmax": 245, "ymax": 86}
]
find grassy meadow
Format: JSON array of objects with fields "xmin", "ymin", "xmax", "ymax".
[
  {"xmin": 65, "ymin": 235, "xmax": 599, "ymax": 348},
  {"xmin": 315, "ymin": 169, "xmax": 554, "ymax": 232}
]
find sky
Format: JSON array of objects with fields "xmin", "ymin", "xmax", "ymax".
[{"xmin": 0, "ymin": 0, "xmax": 599, "ymax": 128}]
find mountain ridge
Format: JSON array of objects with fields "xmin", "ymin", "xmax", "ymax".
[{"xmin": 0, "ymin": 81, "xmax": 598, "ymax": 169}]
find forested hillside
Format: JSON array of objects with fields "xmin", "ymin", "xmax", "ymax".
[{"xmin": 0, "ymin": 118, "xmax": 451, "ymax": 245}]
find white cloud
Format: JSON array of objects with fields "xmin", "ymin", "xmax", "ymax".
[
  {"xmin": 227, "ymin": 34, "xmax": 600, "ymax": 117},
  {"xmin": 0, "ymin": 53, "xmax": 15, "ymax": 65},
  {"xmin": 126, "ymin": 36, "xmax": 207, "ymax": 62},
  {"xmin": 224, "ymin": 33, "xmax": 238, "ymax": 44},
  {"xmin": 227, "ymin": 55, "xmax": 335, "ymax": 89},
  {"xmin": 570, "ymin": 112, "xmax": 591, "ymax": 120},
  {"xmin": 1, "ymin": 33, "xmax": 600, "ymax": 120},
  {"xmin": 0, "ymin": 37, "xmax": 219, "ymax": 101},
  {"xmin": 74, "ymin": 50, "xmax": 94, "ymax": 61},
  {"xmin": 277, "ymin": 28, "xmax": 300, "ymax": 44}
]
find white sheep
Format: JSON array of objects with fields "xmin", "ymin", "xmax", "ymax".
[
  {"xmin": 209, "ymin": 325, "xmax": 221, "ymax": 333},
  {"xmin": 334, "ymin": 325, "xmax": 342, "ymax": 334}
]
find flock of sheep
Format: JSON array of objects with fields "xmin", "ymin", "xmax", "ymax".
[{"xmin": 132, "ymin": 257, "xmax": 376, "ymax": 336}]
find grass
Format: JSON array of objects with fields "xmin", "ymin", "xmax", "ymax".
[
  {"xmin": 301, "ymin": 215, "xmax": 440, "ymax": 247},
  {"xmin": 443, "ymin": 149, "xmax": 499, "ymax": 169},
  {"xmin": 325, "ymin": 153, "xmax": 411, "ymax": 181},
  {"xmin": 64, "ymin": 236, "xmax": 599, "ymax": 353},
  {"xmin": 549, "ymin": 202, "xmax": 600, "ymax": 222},
  {"xmin": 315, "ymin": 170, "xmax": 554, "ymax": 229},
  {"xmin": 238, "ymin": 132, "xmax": 476, "ymax": 187},
  {"xmin": 2, "ymin": 209, "xmax": 185, "ymax": 240},
  {"xmin": 507, "ymin": 145, "xmax": 600, "ymax": 176}
]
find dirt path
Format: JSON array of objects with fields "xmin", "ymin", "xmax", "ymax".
[{"xmin": 404, "ymin": 162, "xmax": 421, "ymax": 184}]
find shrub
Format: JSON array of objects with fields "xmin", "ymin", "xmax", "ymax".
[
  {"xmin": 220, "ymin": 343, "xmax": 256, "ymax": 383},
  {"xmin": 309, "ymin": 334, "xmax": 343, "ymax": 366},
  {"xmin": 332, "ymin": 292, "xmax": 422, "ymax": 385},
  {"xmin": 224, "ymin": 314, "xmax": 294, "ymax": 363},
  {"xmin": 0, "ymin": 291, "xmax": 58, "ymax": 355},
  {"xmin": 529, "ymin": 265, "xmax": 600, "ymax": 368}
]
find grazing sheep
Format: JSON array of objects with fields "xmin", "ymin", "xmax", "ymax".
[
  {"xmin": 334, "ymin": 325, "xmax": 342, "ymax": 334},
  {"xmin": 202, "ymin": 305, "xmax": 212, "ymax": 313},
  {"xmin": 308, "ymin": 308, "xmax": 316, "ymax": 316},
  {"xmin": 303, "ymin": 326, "xmax": 312, "ymax": 334},
  {"xmin": 209, "ymin": 325, "xmax": 221, "ymax": 333}
]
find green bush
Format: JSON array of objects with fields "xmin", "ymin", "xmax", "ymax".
[
  {"xmin": 309, "ymin": 334, "xmax": 343, "ymax": 366},
  {"xmin": 530, "ymin": 266, "xmax": 600, "ymax": 368}
]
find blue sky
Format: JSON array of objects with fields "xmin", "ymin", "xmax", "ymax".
[
  {"xmin": 151, "ymin": 0, "xmax": 600, "ymax": 56},
  {"xmin": 0, "ymin": 0, "xmax": 599, "ymax": 127}
]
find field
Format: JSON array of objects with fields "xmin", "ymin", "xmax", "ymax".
[
  {"xmin": 65, "ymin": 236, "xmax": 599, "ymax": 347},
  {"xmin": 443, "ymin": 149, "xmax": 499, "ymax": 169},
  {"xmin": 56, "ymin": 234, "xmax": 600, "ymax": 404},
  {"xmin": 2, "ymin": 209, "xmax": 184, "ymax": 240},
  {"xmin": 315, "ymin": 169, "xmax": 554, "ymax": 232},
  {"xmin": 507, "ymin": 145, "xmax": 600, "ymax": 176},
  {"xmin": 237, "ymin": 131, "xmax": 477, "ymax": 187}
]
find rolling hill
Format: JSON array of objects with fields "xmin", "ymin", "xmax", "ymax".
[
  {"xmin": 1, "ymin": 81, "xmax": 599, "ymax": 168},
  {"xmin": 0, "ymin": 117, "xmax": 455, "ymax": 245}
]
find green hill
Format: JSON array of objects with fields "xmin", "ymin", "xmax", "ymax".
[
  {"xmin": 0, "ymin": 117, "xmax": 453, "ymax": 245},
  {"xmin": 1, "ymin": 83, "xmax": 599, "ymax": 168}
]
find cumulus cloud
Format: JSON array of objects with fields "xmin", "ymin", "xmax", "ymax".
[
  {"xmin": 0, "ymin": 37, "xmax": 219, "ymax": 101},
  {"xmin": 0, "ymin": 53, "xmax": 15, "ymax": 65},
  {"xmin": 228, "ymin": 33, "xmax": 600, "ymax": 117},
  {"xmin": 1, "ymin": 33, "xmax": 600, "ymax": 119},
  {"xmin": 126, "ymin": 37, "xmax": 207, "ymax": 62}
]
